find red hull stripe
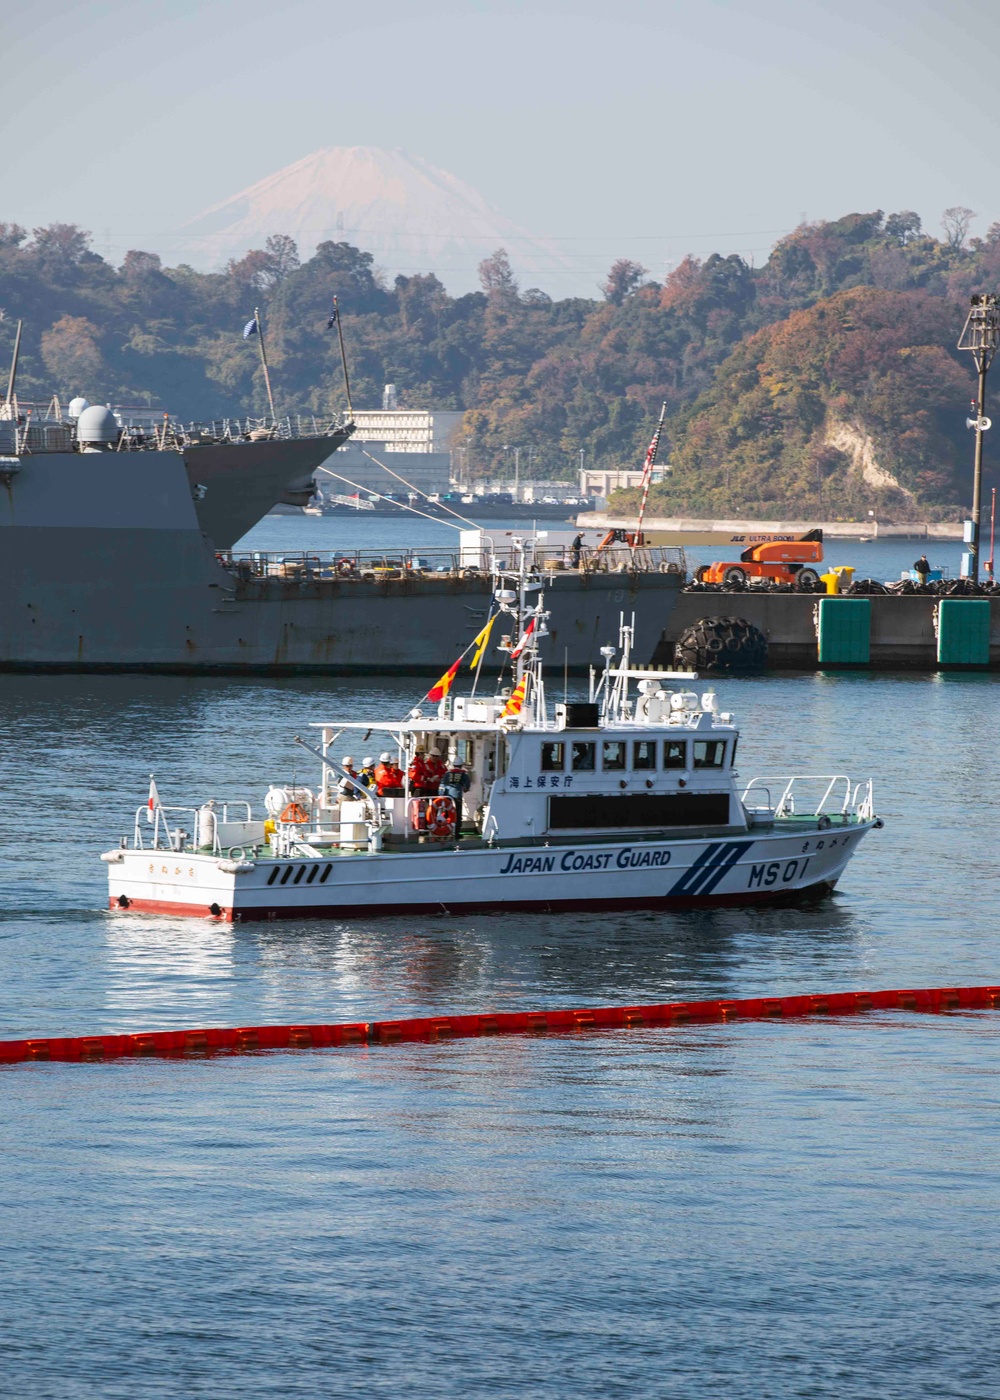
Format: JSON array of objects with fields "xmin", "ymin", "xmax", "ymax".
[
  {"xmin": 1, "ymin": 984, "xmax": 997, "ymax": 1067},
  {"xmin": 109, "ymin": 879, "xmax": 838, "ymax": 923}
]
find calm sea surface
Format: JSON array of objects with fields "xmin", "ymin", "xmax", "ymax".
[{"xmin": 1, "ymin": 523, "xmax": 997, "ymax": 1398}]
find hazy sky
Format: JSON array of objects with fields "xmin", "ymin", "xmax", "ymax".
[{"xmin": 4, "ymin": 0, "xmax": 999, "ymax": 295}]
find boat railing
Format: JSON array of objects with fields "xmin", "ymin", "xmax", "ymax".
[
  {"xmin": 852, "ymin": 780, "xmax": 876, "ymax": 822},
  {"xmin": 8, "ymin": 409, "xmax": 350, "ymax": 455},
  {"xmin": 741, "ymin": 775, "xmax": 873, "ymax": 823},
  {"xmin": 219, "ymin": 549, "xmax": 468, "ymax": 580},
  {"xmin": 132, "ymin": 801, "xmax": 255, "ymax": 852},
  {"xmin": 133, "ymin": 804, "xmax": 201, "ymax": 852},
  {"xmin": 217, "ymin": 544, "xmax": 687, "ymax": 582}
]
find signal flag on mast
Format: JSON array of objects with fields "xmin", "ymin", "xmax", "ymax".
[
  {"xmin": 501, "ymin": 674, "xmax": 530, "ymax": 718},
  {"xmin": 426, "ymin": 658, "xmax": 462, "ymax": 703},
  {"xmin": 469, "ymin": 615, "xmax": 495, "ymax": 668},
  {"xmin": 510, "ymin": 617, "xmax": 535, "ymax": 659}
]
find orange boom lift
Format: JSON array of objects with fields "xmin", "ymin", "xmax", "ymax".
[{"xmin": 696, "ymin": 529, "xmax": 824, "ymax": 589}]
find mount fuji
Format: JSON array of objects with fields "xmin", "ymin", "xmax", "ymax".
[{"xmin": 174, "ymin": 146, "xmax": 574, "ymax": 294}]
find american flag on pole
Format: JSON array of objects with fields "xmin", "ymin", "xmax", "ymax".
[{"xmin": 636, "ymin": 402, "xmax": 667, "ymax": 537}]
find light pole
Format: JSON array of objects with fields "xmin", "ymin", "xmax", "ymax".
[
  {"xmin": 502, "ymin": 444, "xmax": 521, "ymax": 500},
  {"xmin": 957, "ymin": 293, "xmax": 1000, "ymax": 582},
  {"xmin": 461, "ymin": 440, "xmax": 470, "ymax": 490}
]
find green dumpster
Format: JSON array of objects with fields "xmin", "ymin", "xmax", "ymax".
[{"xmin": 816, "ymin": 597, "xmax": 870, "ymax": 664}]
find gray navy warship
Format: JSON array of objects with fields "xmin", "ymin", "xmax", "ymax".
[{"xmin": 1, "ymin": 401, "xmax": 687, "ymax": 674}]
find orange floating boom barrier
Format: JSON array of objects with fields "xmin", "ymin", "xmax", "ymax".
[{"xmin": 0, "ymin": 984, "xmax": 997, "ymax": 1067}]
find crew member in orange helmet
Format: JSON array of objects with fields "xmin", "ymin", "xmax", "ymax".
[
  {"xmin": 424, "ymin": 747, "xmax": 446, "ymax": 794},
  {"xmin": 408, "ymin": 747, "xmax": 434, "ymax": 796},
  {"xmin": 374, "ymin": 751, "xmax": 404, "ymax": 796}
]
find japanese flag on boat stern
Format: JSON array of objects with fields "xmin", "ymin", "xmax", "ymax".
[{"xmin": 146, "ymin": 777, "xmax": 160, "ymax": 823}]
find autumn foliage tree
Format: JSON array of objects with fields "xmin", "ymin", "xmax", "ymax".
[
  {"xmin": 40, "ymin": 316, "xmax": 104, "ymax": 392},
  {"xmin": 0, "ymin": 209, "xmax": 996, "ymax": 511}
]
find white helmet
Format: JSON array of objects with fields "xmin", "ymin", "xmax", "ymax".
[
  {"xmin": 362, "ymin": 756, "xmax": 374, "ymax": 766},
  {"xmin": 342, "ymin": 756, "xmax": 354, "ymax": 765},
  {"xmin": 379, "ymin": 751, "xmax": 392, "ymax": 762}
]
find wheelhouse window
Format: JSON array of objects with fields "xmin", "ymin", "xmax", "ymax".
[
  {"xmin": 571, "ymin": 741, "xmax": 596, "ymax": 771},
  {"xmin": 541, "ymin": 741, "xmax": 565, "ymax": 771},
  {"xmin": 633, "ymin": 740, "xmax": 657, "ymax": 770},
  {"xmin": 602, "ymin": 741, "xmax": 626, "ymax": 771},
  {"xmin": 663, "ymin": 740, "xmax": 688, "ymax": 769},
  {"xmin": 693, "ymin": 739, "xmax": 727, "ymax": 768}
]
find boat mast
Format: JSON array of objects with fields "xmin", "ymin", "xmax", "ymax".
[
  {"xmin": 330, "ymin": 295, "xmax": 354, "ymax": 421},
  {"xmin": 4, "ymin": 319, "xmax": 22, "ymax": 416},
  {"xmin": 252, "ymin": 307, "xmax": 278, "ymax": 424}
]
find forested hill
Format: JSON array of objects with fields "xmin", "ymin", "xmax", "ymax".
[{"xmin": 1, "ymin": 208, "xmax": 997, "ymax": 518}]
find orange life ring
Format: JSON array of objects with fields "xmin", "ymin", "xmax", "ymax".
[
  {"xmin": 428, "ymin": 796, "xmax": 456, "ymax": 837},
  {"xmin": 280, "ymin": 801, "xmax": 310, "ymax": 824}
]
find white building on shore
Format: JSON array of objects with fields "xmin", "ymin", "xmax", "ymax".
[
  {"xmin": 318, "ymin": 391, "xmax": 463, "ymax": 496},
  {"xmin": 579, "ymin": 464, "xmax": 668, "ymax": 501}
]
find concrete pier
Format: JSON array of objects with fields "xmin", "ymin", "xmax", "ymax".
[
  {"xmin": 577, "ymin": 513, "xmax": 964, "ymax": 542},
  {"xmin": 651, "ymin": 594, "xmax": 1000, "ymax": 670}
]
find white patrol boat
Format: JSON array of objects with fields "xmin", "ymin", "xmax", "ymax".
[{"xmin": 102, "ymin": 556, "xmax": 882, "ymax": 921}]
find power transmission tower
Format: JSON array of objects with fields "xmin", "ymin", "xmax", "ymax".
[{"xmin": 957, "ymin": 294, "xmax": 1000, "ymax": 581}]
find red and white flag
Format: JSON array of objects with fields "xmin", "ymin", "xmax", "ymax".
[
  {"xmin": 146, "ymin": 776, "xmax": 160, "ymax": 824},
  {"xmin": 510, "ymin": 617, "xmax": 535, "ymax": 659}
]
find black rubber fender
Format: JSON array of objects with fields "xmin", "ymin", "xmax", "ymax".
[{"xmin": 673, "ymin": 616, "xmax": 768, "ymax": 673}]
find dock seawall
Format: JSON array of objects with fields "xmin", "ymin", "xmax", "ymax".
[
  {"xmin": 651, "ymin": 594, "xmax": 1000, "ymax": 670},
  {"xmin": 577, "ymin": 514, "xmax": 965, "ymax": 540}
]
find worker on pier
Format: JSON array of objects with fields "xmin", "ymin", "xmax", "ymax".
[
  {"xmin": 374, "ymin": 752, "xmax": 404, "ymax": 796},
  {"xmin": 914, "ymin": 554, "xmax": 931, "ymax": 582}
]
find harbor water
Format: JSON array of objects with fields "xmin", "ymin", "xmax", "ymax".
[{"xmin": 1, "ymin": 521, "xmax": 997, "ymax": 1397}]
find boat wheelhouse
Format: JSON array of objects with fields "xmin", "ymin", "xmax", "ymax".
[{"xmin": 103, "ymin": 552, "xmax": 881, "ymax": 920}]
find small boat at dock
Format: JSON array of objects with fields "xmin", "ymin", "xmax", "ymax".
[{"xmin": 102, "ymin": 557, "xmax": 882, "ymax": 920}]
